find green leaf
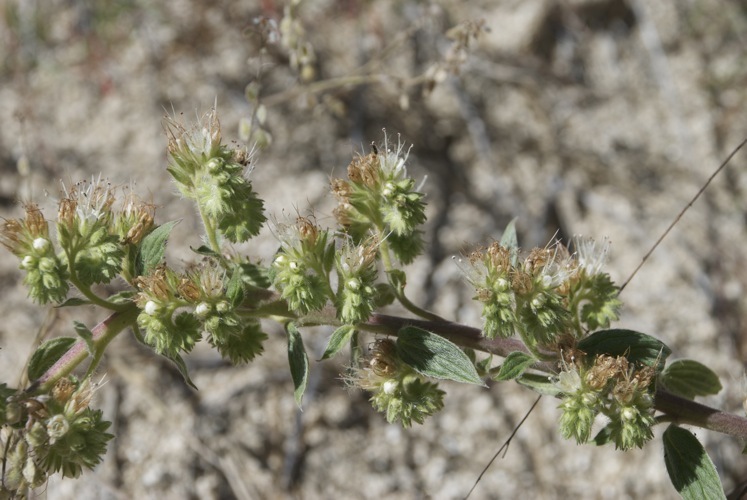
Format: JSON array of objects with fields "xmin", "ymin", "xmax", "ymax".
[
  {"xmin": 137, "ymin": 220, "xmax": 180, "ymax": 276},
  {"xmin": 0, "ymin": 383, "xmax": 18, "ymax": 426},
  {"xmin": 663, "ymin": 425, "xmax": 726, "ymax": 500},
  {"xmin": 55, "ymin": 297, "xmax": 92, "ymax": 308},
  {"xmin": 161, "ymin": 351, "xmax": 198, "ymax": 390},
  {"xmin": 73, "ymin": 321, "xmax": 95, "ymax": 357},
  {"xmin": 225, "ymin": 266, "xmax": 245, "ymax": 308},
  {"xmin": 286, "ymin": 323, "xmax": 309, "ymax": 407},
  {"xmin": 516, "ymin": 373, "xmax": 560, "ymax": 396},
  {"xmin": 493, "ymin": 351, "xmax": 535, "ymax": 381},
  {"xmin": 592, "ymin": 425, "xmax": 614, "ymax": 446},
  {"xmin": 107, "ymin": 290, "xmax": 136, "ymax": 305},
  {"xmin": 475, "ymin": 354, "xmax": 493, "ymax": 377},
  {"xmin": 499, "ymin": 217, "xmax": 519, "ymax": 266},
  {"xmin": 323, "ymin": 240, "xmax": 337, "ymax": 276},
  {"xmin": 577, "ymin": 329, "xmax": 671, "ymax": 370},
  {"xmin": 373, "ymin": 283, "xmax": 396, "ymax": 308},
  {"xmin": 239, "ymin": 262, "xmax": 272, "ymax": 289},
  {"xmin": 660, "ymin": 359, "xmax": 722, "ymax": 400},
  {"xmin": 387, "ymin": 269, "xmax": 407, "ymax": 296},
  {"xmin": 320, "ymin": 325, "xmax": 356, "ymax": 360},
  {"xmin": 191, "ymin": 245, "xmax": 220, "ymax": 258},
  {"xmin": 27, "ymin": 337, "xmax": 77, "ymax": 381},
  {"xmin": 395, "ymin": 326, "xmax": 485, "ymax": 386}
]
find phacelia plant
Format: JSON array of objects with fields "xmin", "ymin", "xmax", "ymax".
[{"xmin": 0, "ymin": 109, "xmax": 744, "ymax": 499}]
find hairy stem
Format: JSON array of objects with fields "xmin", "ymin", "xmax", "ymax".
[
  {"xmin": 31, "ymin": 305, "xmax": 139, "ymax": 393},
  {"xmin": 364, "ymin": 313, "xmax": 747, "ymax": 440}
]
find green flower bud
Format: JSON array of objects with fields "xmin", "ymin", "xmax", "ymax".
[
  {"xmin": 271, "ymin": 218, "xmax": 333, "ymax": 314},
  {"xmin": 335, "ymin": 240, "xmax": 379, "ymax": 324},
  {"xmin": 351, "ymin": 339, "xmax": 444, "ymax": 427}
]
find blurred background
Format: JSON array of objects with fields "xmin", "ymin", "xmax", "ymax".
[{"xmin": 1, "ymin": 0, "xmax": 746, "ymax": 498}]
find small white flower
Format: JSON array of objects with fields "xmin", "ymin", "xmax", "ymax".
[
  {"xmin": 574, "ymin": 236, "xmax": 610, "ymax": 276},
  {"xmin": 383, "ymin": 380, "xmax": 398, "ymax": 395},
  {"xmin": 377, "ymin": 132, "xmax": 412, "ymax": 179},
  {"xmin": 621, "ymin": 407, "xmax": 638, "ymax": 422},
  {"xmin": 145, "ymin": 300, "xmax": 159, "ymax": 316},
  {"xmin": 555, "ymin": 367, "xmax": 582, "ymax": 394},
  {"xmin": 195, "ymin": 302, "xmax": 211, "ymax": 317},
  {"xmin": 32, "ymin": 237, "xmax": 49, "ymax": 251}
]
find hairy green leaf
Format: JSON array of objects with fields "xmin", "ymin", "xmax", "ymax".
[
  {"xmin": 287, "ymin": 323, "xmax": 309, "ymax": 407},
  {"xmin": 578, "ymin": 329, "xmax": 671, "ymax": 370},
  {"xmin": 161, "ymin": 350, "xmax": 198, "ymax": 390},
  {"xmin": 73, "ymin": 321, "xmax": 95, "ymax": 357},
  {"xmin": 660, "ymin": 359, "xmax": 722, "ymax": 400},
  {"xmin": 320, "ymin": 325, "xmax": 356, "ymax": 360},
  {"xmin": 225, "ymin": 266, "xmax": 245, "ymax": 308},
  {"xmin": 516, "ymin": 373, "xmax": 560, "ymax": 396},
  {"xmin": 493, "ymin": 351, "xmax": 535, "ymax": 381},
  {"xmin": 191, "ymin": 245, "xmax": 220, "ymax": 258},
  {"xmin": 239, "ymin": 262, "xmax": 272, "ymax": 289},
  {"xmin": 663, "ymin": 425, "xmax": 725, "ymax": 500},
  {"xmin": 107, "ymin": 290, "xmax": 137, "ymax": 305},
  {"xmin": 137, "ymin": 220, "xmax": 180, "ymax": 275},
  {"xmin": 27, "ymin": 337, "xmax": 77, "ymax": 381},
  {"xmin": 592, "ymin": 425, "xmax": 615, "ymax": 446},
  {"xmin": 396, "ymin": 326, "xmax": 484, "ymax": 386},
  {"xmin": 55, "ymin": 297, "xmax": 92, "ymax": 308},
  {"xmin": 499, "ymin": 217, "xmax": 519, "ymax": 267}
]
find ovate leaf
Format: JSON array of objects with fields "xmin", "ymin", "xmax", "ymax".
[
  {"xmin": 27, "ymin": 337, "xmax": 77, "ymax": 381},
  {"xmin": 663, "ymin": 425, "xmax": 725, "ymax": 500},
  {"xmin": 286, "ymin": 323, "xmax": 309, "ymax": 407},
  {"xmin": 137, "ymin": 220, "xmax": 180, "ymax": 275},
  {"xmin": 659, "ymin": 359, "xmax": 722, "ymax": 400},
  {"xmin": 577, "ymin": 329, "xmax": 671, "ymax": 370},
  {"xmin": 320, "ymin": 325, "xmax": 356, "ymax": 360},
  {"xmin": 396, "ymin": 326, "xmax": 484, "ymax": 386},
  {"xmin": 493, "ymin": 351, "xmax": 535, "ymax": 381}
]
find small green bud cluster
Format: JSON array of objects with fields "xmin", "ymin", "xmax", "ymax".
[
  {"xmin": 165, "ymin": 110, "xmax": 266, "ymax": 244},
  {"xmin": 351, "ymin": 339, "xmax": 444, "ymax": 427},
  {"xmin": 1, "ymin": 204, "xmax": 69, "ymax": 303},
  {"xmin": 0, "ymin": 378, "xmax": 113, "ymax": 496},
  {"xmin": 0, "ymin": 181, "xmax": 157, "ymax": 305},
  {"xmin": 57, "ymin": 178, "xmax": 126, "ymax": 286},
  {"xmin": 271, "ymin": 217, "xmax": 383, "ymax": 325},
  {"xmin": 272, "ymin": 217, "xmax": 336, "ymax": 315},
  {"xmin": 556, "ymin": 354, "xmax": 656, "ymax": 450},
  {"xmin": 331, "ymin": 139, "xmax": 426, "ymax": 264},
  {"xmin": 335, "ymin": 239, "xmax": 379, "ymax": 324},
  {"xmin": 462, "ymin": 237, "xmax": 621, "ymax": 350},
  {"xmin": 135, "ymin": 264, "xmax": 267, "ymax": 362}
]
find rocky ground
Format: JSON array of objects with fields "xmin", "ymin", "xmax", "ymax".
[{"xmin": 1, "ymin": 0, "xmax": 747, "ymax": 498}]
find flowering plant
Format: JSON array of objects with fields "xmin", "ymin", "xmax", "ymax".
[{"xmin": 0, "ymin": 109, "xmax": 744, "ymax": 499}]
